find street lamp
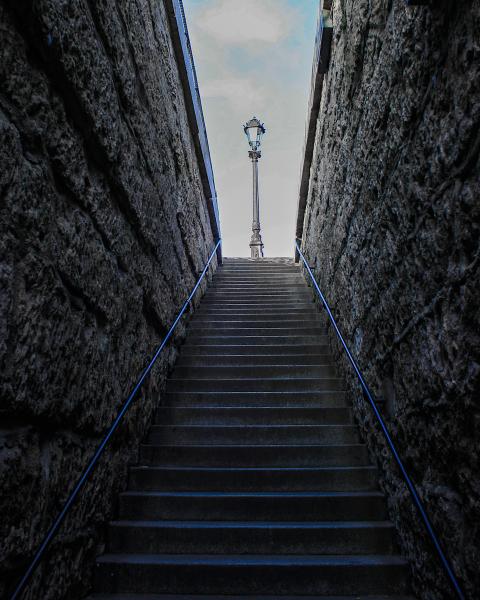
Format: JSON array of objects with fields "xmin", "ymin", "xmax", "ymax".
[{"xmin": 244, "ymin": 116, "xmax": 266, "ymax": 258}]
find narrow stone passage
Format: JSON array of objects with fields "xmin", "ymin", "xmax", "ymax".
[{"xmin": 88, "ymin": 258, "xmax": 414, "ymax": 598}]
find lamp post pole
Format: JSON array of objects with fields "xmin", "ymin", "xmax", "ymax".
[
  {"xmin": 249, "ymin": 148, "xmax": 263, "ymax": 258},
  {"xmin": 244, "ymin": 117, "xmax": 266, "ymax": 259}
]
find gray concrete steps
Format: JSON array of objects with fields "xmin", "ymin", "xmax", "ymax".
[
  {"xmin": 183, "ymin": 335, "xmax": 329, "ymax": 346},
  {"xmin": 196, "ymin": 307, "xmax": 320, "ymax": 315},
  {"xmin": 204, "ymin": 297, "xmax": 314, "ymax": 304},
  {"xmin": 176, "ymin": 353, "xmax": 333, "ymax": 366},
  {"xmin": 154, "ymin": 406, "xmax": 351, "ymax": 425},
  {"xmin": 162, "ymin": 391, "xmax": 348, "ymax": 407},
  {"xmin": 107, "ymin": 520, "xmax": 396, "ymax": 555},
  {"xmin": 138, "ymin": 444, "xmax": 371, "ymax": 467},
  {"xmin": 170, "ymin": 364, "xmax": 337, "ymax": 379},
  {"xmin": 212, "ymin": 278, "xmax": 305, "ymax": 285},
  {"xmin": 87, "ymin": 595, "xmax": 416, "ymax": 600},
  {"xmin": 118, "ymin": 491, "xmax": 388, "ymax": 521},
  {"xmin": 210, "ymin": 281, "xmax": 306, "ymax": 287},
  {"xmin": 201, "ymin": 299, "xmax": 314, "ymax": 306},
  {"xmin": 128, "ymin": 466, "xmax": 378, "ymax": 492},
  {"xmin": 147, "ymin": 425, "xmax": 359, "ymax": 445},
  {"xmin": 181, "ymin": 344, "xmax": 331, "ymax": 355},
  {"xmin": 185, "ymin": 326, "xmax": 327, "ymax": 337},
  {"xmin": 166, "ymin": 377, "xmax": 345, "ymax": 393},
  {"xmin": 90, "ymin": 259, "xmax": 412, "ymax": 598},
  {"xmin": 191, "ymin": 315, "xmax": 322, "ymax": 325},
  {"xmin": 94, "ymin": 554, "xmax": 410, "ymax": 595}
]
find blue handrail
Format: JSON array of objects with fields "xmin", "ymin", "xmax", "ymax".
[
  {"xmin": 295, "ymin": 240, "xmax": 464, "ymax": 600},
  {"xmin": 9, "ymin": 239, "xmax": 221, "ymax": 600}
]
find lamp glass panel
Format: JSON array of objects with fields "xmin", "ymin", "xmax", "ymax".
[{"xmin": 249, "ymin": 126, "xmax": 260, "ymax": 147}]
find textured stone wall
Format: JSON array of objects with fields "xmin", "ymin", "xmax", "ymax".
[
  {"xmin": 300, "ymin": 1, "xmax": 479, "ymax": 598},
  {"xmin": 0, "ymin": 1, "xmax": 217, "ymax": 598}
]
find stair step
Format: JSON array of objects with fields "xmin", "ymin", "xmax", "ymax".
[
  {"xmin": 138, "ymin": 444, "xmax": 370, "ymax": 467},
  {"xmin": 166, "ymin": 378, "xmax": 344, "ymax": 393},
  {"xmin": 176, "ymin": 354, "xmax": 333, "ymax": 366},
  {"xmin": 87, "ymin": 594, "xmax": 416, "ymax": 600},
  {"xmin": 184, "ymin": 335, "xmax": 329, "ymax": 346},
  {"xmin": 201, "ymin": 301, "xmax": 314, "ymax": 307},
  {"xmin": 128, "ymin": 466, "xmax": 378, "ymax": 492},
  {"xmin": 147, "ymin": 425, "xmax": 358, "ymax": 445},
  {"xmin": 108, "ymin": 520, "xmax": 396, "ymax": 554},
  {"xmin": 190, "ymin": 311, "xmax": 322, "ymax": 328},
  {"xmin": 211, "ymin": 283, "xmax": 306, "ymax": 288},
  {"xmin": 212, "ymin": 278, "xmax": 304, "ymax": 284},
  {"xmin": 119, "ymin": 491, "xmax": 388, "ymax": 521},
  {"xmin": 206, "ymin": 290, "xmax": 311, "ymax": 297},
  {"xmin": 154, "ymin": 406, "xmax": 351, "ymax": 425},
  {"xmin": 171, "ymin": 365, "xmax": 336, "ymax": 379},
  {"xmin": 186, "ymin": 327, "xmax": 326, "ymax": 337},
  {"xmin": 162, "ymin": 391, "xmax": 348, "ymax": 407},
  {"xmin": 219, "ymin": 265, "xmax": 298, "ymax": 270},
  {"xmin": 196, "ymin": 308, "xmax": 320, "ymax": 316},
  {"xmin": 94, "ymin": 553, "xmax": 409, "ymax": 595},
  {"xmin": 181, "ymin": 344, "xmax": 330, "ymax": 355}
]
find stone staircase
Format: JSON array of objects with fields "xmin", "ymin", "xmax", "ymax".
[{"xmin": 88, "ymin": 258, "xmax": 413, "ymax": 599}]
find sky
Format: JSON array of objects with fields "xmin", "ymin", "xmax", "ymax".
[{"xmin": 185, "ymin": 0, "xmax": 319, "ymax": 257}]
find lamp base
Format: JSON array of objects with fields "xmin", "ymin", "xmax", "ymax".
[{"xmin": 250, "ymin": 239, "xmax": 264, "ymax": 259}]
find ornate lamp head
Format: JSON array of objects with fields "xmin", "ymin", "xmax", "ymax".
[{"xmin": 244, "ymin": 116, "xmax": 266, "ymax": 152}]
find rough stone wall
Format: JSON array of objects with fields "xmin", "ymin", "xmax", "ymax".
[
  {"xmin": 0, "ymin": 1, "xmax": 216, "ymax": 598},
  {"xmin": 300, "ymin": 1, "xmax": 479, "ymax": 598}
]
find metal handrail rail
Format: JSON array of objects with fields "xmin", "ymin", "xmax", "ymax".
[
  {"xmin": 10, "ymin": 239, "xmax": 221, "ymax": 600},
  {"xmin": 295, "ymin": 240, "xmax": 465, "ymax": 600}
]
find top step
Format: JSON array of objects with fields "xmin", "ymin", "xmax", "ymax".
[
  {"xmin": 219, "ymin": 260, "xmax": 299, "ymax": 272},
  {"xmin": 223, "ymin": 258, "xmax": 296, "ymax": 264}
]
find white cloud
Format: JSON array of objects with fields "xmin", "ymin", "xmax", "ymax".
[
  {"xmin": 196, "ymin": 0, "xmax": 294, "ymax": 45},
  {"xmin": 202, "ymin": 77, "xmax": 266, "ymax": 110}
]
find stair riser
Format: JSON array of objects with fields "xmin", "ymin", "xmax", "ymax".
[
  {"xmin": 138, "ymin": 444, "xmax": 370, "ymax": 467},
  {"xmin": 196, "ymin": 308, "xmax": 320, "ymax": 316},
  {"xmin": 118, "ymin": 494, "xmax": 387, "ymax": 522},
  {"xmin": 212, "ymin": 280, "xmax": 305, "ymax": 287},
  {"xmin": 161, "ymin": 391, "xmax": 348, "ymax": 407},
  {"xmin": 128, "ymin": 468, "xmax": 377, "ymax": 492},
  {"xmin": 217, "ymin": 263, "xmax": 302, "ymax": 275},
  {"xmin": 154, "ymin": 407, "xmax": 351, "ymax": 425},
  {"xmin": 211, "ymin": 282, "xmax": 305, "ymax": 288},
  {"xmin": 166, "ymin": 379, "xmax": 344, "ymax": 393},
  {"xmin": 108, "ymin": 524, "xmax": 396, "ymax": 555},
  {"xmin": 95, "ymin": 561, "xmax": 408, "ymax": 595},
  {"xmin": 147, "ymin": 426, "xmax": 358, "ymax": 445},
  {"xmin": 191, "ymin": 315, "xmax": 321, "ymax": 323},
  {"xmin": 191, "ymin": 317, "xmax": 321, "ymax": 326},
  {"xmin": 171, "ymin": 365, "xmax": 336, "ymax": 379},
  {"xmin": 186, "ymin": 328, "xmax": 326, "ymax": 338},
  {"xmin": 202, "ymin": 294, "xmax": 313, "ymax": 310},
  {"xmin": 209, "ymin": 290, "xmax": 308, "ymax": 297},
  {"xmin": 181, "ymin": 344, "xmax": 330, "ymax": 355},
  {"xmin": 184, "ymin": 336, "xmax": 328, "ymax": 346},
  {"xmin": 176, "ymin": 354, "xmax": 333, "ymax": 367}
]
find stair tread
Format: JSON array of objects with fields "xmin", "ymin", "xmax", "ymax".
[
  {"xmin": 120, "ymin": 491, "xmax": 384, "ymax": 498},
  {"xmin": 97, "ymin": 553, "xmax": 408, "ymax": 566},
  {"xmin": 110, "ymin": 520, "xmax": 393, "ymax": 529},
  {"xmin": 130, "ymin": 466, "xmax": 375, "ymax": 472},
  {"xmin": 142, "ymin": 443, "xmax": 365, "ymax": 448},
  {"xmin": 87, "ymin": 595, "xmax": 416, "ymax": 600},
  {"xmin": 151, "ymin": 425, "xmax": 355, "ymax": 429}
]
